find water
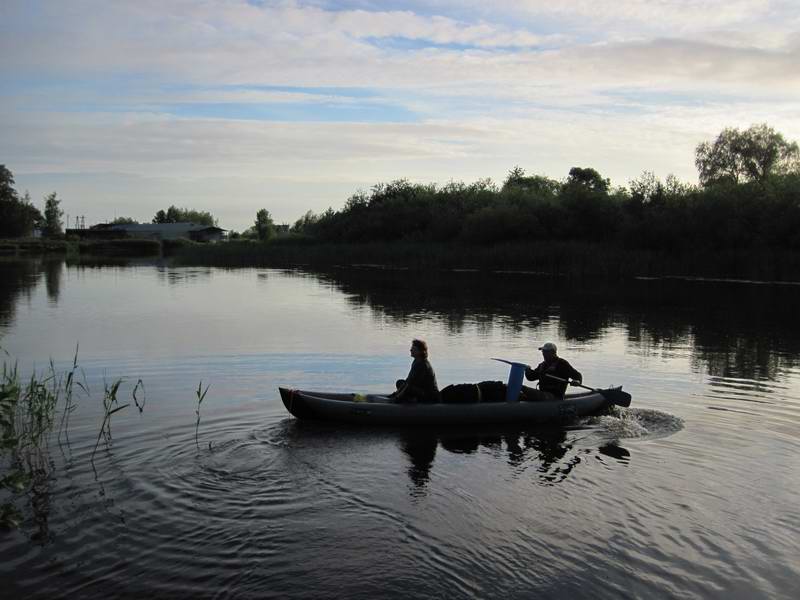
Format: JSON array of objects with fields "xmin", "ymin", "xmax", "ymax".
[{"xmin": 1, "ymin": 257, "xmax": 799, "ymax": 599}]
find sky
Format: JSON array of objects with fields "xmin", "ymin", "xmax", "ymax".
[{"xmin": 1, "ymin": 0, "xmax": 799, "ymax": 231}]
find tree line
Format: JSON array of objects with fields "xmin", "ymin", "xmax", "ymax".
[
  {"xmin": 0, "ymin": 166, "xmax": 64, "ymax": 238},
  {"xmin": 4, "ymin": 123, "xmax": 799, "ymax": 251},
  {"xmin": 110, "ymin": 206, "xmax": 218, "ymax": 226},
  {"xmin": 1, "ymin": 165, "xmax": 221, "ymax": 238},
  {"xmin": 283, "ymin": 123, "xmax": 800, "ymax": 252}
]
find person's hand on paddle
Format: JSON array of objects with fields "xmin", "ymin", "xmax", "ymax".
[{"xmin": 569, "ymin": 379, "xmax": 583, "ymax": 386}]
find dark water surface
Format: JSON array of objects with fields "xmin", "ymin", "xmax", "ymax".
[{"xmin": 1, "ymin": 257, "xmax": 799, "ymax": 599}]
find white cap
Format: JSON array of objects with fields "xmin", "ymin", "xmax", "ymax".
[{"xmin": 538, "ymin": 342, "xmax": 557, "ymax": 352}]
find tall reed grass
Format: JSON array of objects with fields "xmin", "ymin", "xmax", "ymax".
[
  {"xmin": 1, "ymin": 348, "xmax": 216, "ymax": 530},
  {"xmin": 1, "ymin": 349, "xmax": 87, "ymax": 529}
]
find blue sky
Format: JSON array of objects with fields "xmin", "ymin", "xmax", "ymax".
[{"xmin": 1, "ymin": 0, "xmax": 799, "ymax": 230}]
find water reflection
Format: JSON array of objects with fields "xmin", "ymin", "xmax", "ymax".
[
  {"xmin": 399, "ymin": 432, "xmax": 437, "ymax": 491},
  {"xmin": 0, "ymin": 258, "xmax": 62, "ymax": 327},
  {"xmin": 43, "ymin": 259, "xmax": 62, "ymax": 302},
  {"xmin": 306, "ymin": 268, "xmax": 800, "ymax": 382},
  {"xmin": 399, "ymin": 426, "xmax": 631, "ymax": 492},
  {"xmin": 156, "ymin": 266, "xmax": 213, "ymax": 285},
  {"xmin": 2, "ymin": 258, "xmax": 800, "ymax": 383}
]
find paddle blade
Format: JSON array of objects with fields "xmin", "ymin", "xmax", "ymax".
[{"xmin": 602, "ymin": 388, "xmax": 632, "ymax": 408}]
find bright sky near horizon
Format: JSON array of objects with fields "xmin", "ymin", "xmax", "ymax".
[{"xmin": 1, "ymin": 0, "xmax": 799, "ymax": 231}]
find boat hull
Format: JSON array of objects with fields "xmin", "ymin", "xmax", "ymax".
[{"xmin": 279, "ymin": 387, "xmax": 619, "ymax": 426}]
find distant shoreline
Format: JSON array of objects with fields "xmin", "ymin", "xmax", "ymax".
[{"xmin": 171, "ymin": 239, "xmax": 800, "ymax": 282}]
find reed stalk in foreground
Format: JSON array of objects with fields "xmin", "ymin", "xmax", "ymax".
[
  {"xmin": 195, "ymin": 381, "xmax": 210, "ymax": 449},
  {"xmin": 1, "ymin": 346, "xmax": 219, "ymax": 531},
  {"xmin": 1, "ymin": 349, "xmax": 88, "ymax": 529},
  {"xmin": 90, "ymin": 377, "xmax": 129, "ymax": 461}
]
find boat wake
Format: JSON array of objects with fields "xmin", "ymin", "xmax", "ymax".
[{"xmin": 583, "ymin": 406, "xmax": 684, "ymax": 440}]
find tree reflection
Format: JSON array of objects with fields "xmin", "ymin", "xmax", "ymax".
[
  {"xmin": 307, "ymin": 268, "xmax": 800, "ymax": 382},
  {"xmin": 0, "ymin": 258, "xmax": 46, "ymax": 328},
  {"xmin": 43, "ymin": 258, "xmax": 62, "ymax": 302}
]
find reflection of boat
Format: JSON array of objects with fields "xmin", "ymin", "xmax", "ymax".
[{"xmin": 278, "ymin": 387, "xmax": 631, "ymax": 426}]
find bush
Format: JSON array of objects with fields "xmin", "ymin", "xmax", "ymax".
[
  {"xmin": 162, "ymin": 238, "xmax": 197, "ymax": 255},
  {"xmin": 79, "ymin": 239, "xmax": 161, "ymax": 256}
]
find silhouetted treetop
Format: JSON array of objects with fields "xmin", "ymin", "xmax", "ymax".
[
  {"xmin": 152, "ymin": 205, "xmax": 216, "ymax": 226},
  {"xmin": 695, "ymin": 123, "xmax": 799, "ymax": 186},
  {"xmin": 0, "ymin": 165, "xmax": 44, "ymax": 238}
]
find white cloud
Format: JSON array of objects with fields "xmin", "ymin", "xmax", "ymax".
[
  {"xmin": 2, "ymin": 0, "xmax": 800, "ymax": 230},
  {"xmin": 7, "ymin": 97, "xmax": 799, "ymax": 230}
]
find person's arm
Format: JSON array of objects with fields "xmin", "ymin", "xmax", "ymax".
[
  {"xmin": 394, "ymin": 360, "xmax": 423, "ymax": 399},
  {"xmin": 391, "ymin": 383, "xmax": 408, "ymax": 399},
  {"xmin": 525, "ymin": 363, "xmax": 541, "ymax": 382},
  {"xmin": 564, "ymin": 361, "xmax": 582, "ymax": 386}
]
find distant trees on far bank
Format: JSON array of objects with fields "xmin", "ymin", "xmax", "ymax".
[
  {"xmin": 696, "ymin": 123, "xmax": 799, "ymax": 186},
  {"xmin": 287, "ymin": 123, "xmax": 800, "ymax": 253},
  {"xmin": 153, "ymin": 205, "xmax": 216, "ymax": 227},
  {"xmin": 254, "ymin": 209, "xmax": 276, "ymax": 241},
  {"xmin": 42, "ymin": 192, "xmax": 64, "ymax": 237},
  {"xmin": 1, "ymin": 164, "xmax": 45, "ymax": 238},
  {"xmin": 3, "ymin": 123, "xmax": 799, "ymax": 253}
]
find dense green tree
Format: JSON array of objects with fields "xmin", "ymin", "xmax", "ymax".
[
  {"xmin": 275, "ymin": 141, "xmax": 800, "ymax": 257},
  {"xmin": 0, "ymin": 165, "xmax": 15, "ymax": 202},
  {"xmin": 111, "ymin": 216, "xmax": 138, "ymax": 224},
  {"xmin": 291, "ymin": 210, "xmax": 321, "ymax": 235},
  {"xmin": 0, "ymin": 166, "xmax": 44, "ymax": 238},
  {"xmin": 565, "ymin": 167, "xmax": 610, "ymax": 193},
  {"xmin": 502, "ymin": 167, "xmax": 560, "ymax": 196},
  {"xmin": 695, "ymin": 124, "xmax": 800, "ymax": 186},
  {"xmin": 42, "ymin": 192, "xmax": 63, "ymax": 237},
  {"xmin": 255, "ymin": 208, "xmax": 275, "ymax": 241},
  {"xmin": 152, "ymin": 205, "xmax": 216, "ymax": 226}
]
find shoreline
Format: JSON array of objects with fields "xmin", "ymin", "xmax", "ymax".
[
  {"xmin": 4, "ymin": 237, "xmax": 800, "ymax": 283},
  {"xmin": 170, "ymin": 239, "xmax": 800, "ymax": 282}
]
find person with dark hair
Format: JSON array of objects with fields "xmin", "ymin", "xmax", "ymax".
[
  {"xmin": 391, "ymin": 339, "xmax": 441, "ymax": 403},
  {"xmin": 523, "ymin": 342, "xmax": 582, "ymax": 401}
]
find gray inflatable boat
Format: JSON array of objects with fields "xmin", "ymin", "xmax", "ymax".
[{"xmin": 279, "ymin": 386, "xmax": 631, "ymax": 426}]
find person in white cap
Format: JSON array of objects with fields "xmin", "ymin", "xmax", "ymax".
[{"xmin": 523, "ymin": 342, "xmax": 582, "ymax": 400}]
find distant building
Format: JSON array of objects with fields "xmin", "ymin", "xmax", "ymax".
[{"xmin": 79, "ymin": 222, "xmax": 226, "ymax": 242}]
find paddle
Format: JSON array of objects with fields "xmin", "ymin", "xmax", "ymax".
[{"xmin": 545, "ymin": 374, "xmax": 631, "ymax": 407}]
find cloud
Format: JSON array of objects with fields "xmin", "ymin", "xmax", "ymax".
[
  {"xmin": 2, "ymin": 0, "xmax": 800, "ymax": 230},
  {"xmin": 3, "ymin": 1, "xmax": 798, "ymax": 98},
  {"xmin": 7, "ymin": 96, "xmax": 799, "ymax": 230}
]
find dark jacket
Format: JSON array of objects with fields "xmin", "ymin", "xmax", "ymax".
[
  {"xmin": 525, "ymin": 357, "xmax": 582, "ymax": 399},
  {"xmin": 401, "ymin": 357, "xmax": 440, "ymax": 403}
]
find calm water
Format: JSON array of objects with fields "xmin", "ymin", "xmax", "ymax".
[{"xmin": 1, "ymin": 257, "xmax": 799, "ymax": 599}]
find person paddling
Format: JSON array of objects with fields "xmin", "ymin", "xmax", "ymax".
[
  {"xmin": 523, "ymin": 342, "xmax": 582, "ymax": 401},
  {"xmin": 391, "ymin": 339, "xmax": 441, "ymax": 403}
]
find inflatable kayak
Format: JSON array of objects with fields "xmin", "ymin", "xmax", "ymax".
[{"xmin": 279, "ymin": 386, "xmax": 631, "ymax": 426}]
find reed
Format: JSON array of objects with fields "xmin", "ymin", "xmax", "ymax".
[
  {"xmin": 90, "ymin": 378, "xmax": 129, "ymax": 461},
  {"xmin": 0, "ymin": 349, "xmax": 129, "ymax": 527},
  {"xmin": 194, "ymin": 381, "xmax": 209, "ymax": 449},
  {"xmin": 78, "ymin": 238, "xmax": 161, "ymax": 257},
  {"xmin": 0, "ymin": 348, "xmax": 220, "ymax": 530},
  {"xmin": 1, "ymin": 353, "xmax": 87, "ymax": 528}
]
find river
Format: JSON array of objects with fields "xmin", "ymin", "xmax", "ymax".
[{"xmin": 1, "ymin": 257, "xmax": 798, "ymax": 599}]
